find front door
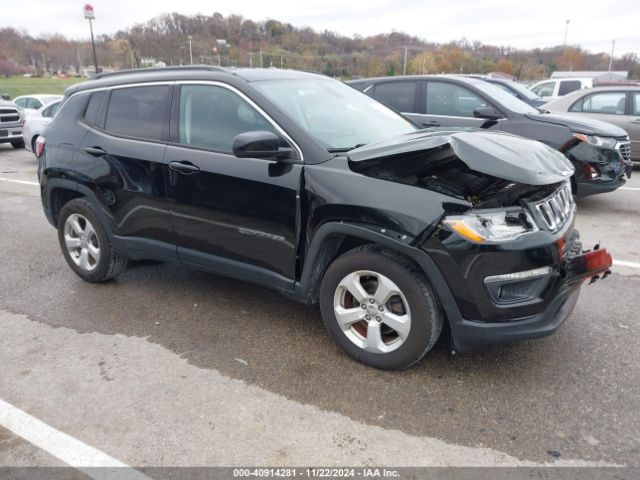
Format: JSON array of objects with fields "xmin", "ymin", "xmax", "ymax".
[
  {"xmin": 165, "ymin": 83, "xmax": 302, "ymax": 283},
  {"xmin": 416, "ymin": 81, "xmax": 502, "ymax": 130},
  {"xmin": 629, "ymin": 92, "xmax": 640, "ymax": 161}
]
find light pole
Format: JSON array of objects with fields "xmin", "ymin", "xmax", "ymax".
[
  {"xmin": 83, "ymin": 4, "xmax": 99, "ymax": 74},
  {"xmin": 188, "ymin": 35, "xmax": 193, "ymax": 65},
  {"xmin": 608, "ymin": 40, "xmax": 616, "ymax": 72},
  {"xmin": 562, "ymin": 19, "xmax": 570, "ymax": 47}
]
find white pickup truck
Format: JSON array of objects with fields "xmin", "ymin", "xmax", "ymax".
[{"xmin": 0, "ymin": 97, "xmax": 25, "ymax": 148}]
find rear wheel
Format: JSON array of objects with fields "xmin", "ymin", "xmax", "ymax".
[
  {"xmin": 58, "ymin": 198, "xmax": 127, "ymax": 283},
  {"xmin": 319, "ymin": 246, "xmax": 444, "ymax": 369},
  {"xmin": 11, "ymin": 140, "xmax": 25, "ymax": 149}
]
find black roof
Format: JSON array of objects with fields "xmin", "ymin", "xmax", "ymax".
[
  {"xmin": 346, "ymin": 74, "xmax": 487, "ymax": 86},
  {"xmin": 65, "ymin": 66, "xmax": 324, "ymax": 96}
]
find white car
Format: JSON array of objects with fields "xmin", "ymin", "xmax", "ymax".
[
  {"xmin": 23, "ymin": 100, "xmax": 61, "ymax": 154},
  {"xmin": 13, "ymin": 94, "xmax": 63, "ymax": 116},
  {"xmin": 529, "ymin": 78, "xmax": 593, "ymax": 102}
]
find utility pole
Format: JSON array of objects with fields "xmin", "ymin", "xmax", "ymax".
[
  {"xmin": 608, "ymin": 40, "xmax": 616, "ymax": 72},
  {"xmin": 83, "ymin": 5, "xmax": 99, "ymax": 74},
  {"xmin": 562, "ymin": 20, "xmax": 570, "ymax": 47},
  {"xmin": 249, "ymin": 52, "xmax": 253, "ymax": 68},
  {"xmin": 403, "ymin": 46, "xmax": 408, "ymax": 75},
  {"xmin": 188, "ymin": 35, "xmax": 193, "ymax": 65},
  {"xmin": 280, "ymin": 56, "xmax": 283, "ymax": 69},
  {"xmin": 259, "ymin": 49, "xmax": 263, "ymax": 68}
]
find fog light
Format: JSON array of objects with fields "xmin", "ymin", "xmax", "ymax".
[{"xmin": 484, "ymin": 267, "xmax": 552, "ymax": 305}]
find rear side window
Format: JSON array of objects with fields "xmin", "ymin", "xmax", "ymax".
[
  {"xmin": 105, "ymin": 86, "xmax": 169, "ymax": 141},
  {"xmin": 558, "ymin": 80, "xmax": 581, "ymax": 96},
  {"xmin": 83, "ymin": 91, "xmax": 105, "ymax": 125},
  {"xmin": 373, "ymin": 81, "xmax": 417, "ymax": 113},
  {"xmin": 42, "ymin": 102, "xmax": 61, "ymax": 118},
  {"xmin": 531, "ymin": 82, "xmax": 554, "ymax": 97},
  {"xmin": 570, "ymin": 92, "xmax": 626, "ymax": 115},
  {"xmin": 634, "ymin": 93, "xmax": 640, "ymax": 116}
]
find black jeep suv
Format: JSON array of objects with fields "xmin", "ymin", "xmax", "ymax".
[{"xmin": 38, "ymin": 67, "xmax": 612, "ymax": 369}]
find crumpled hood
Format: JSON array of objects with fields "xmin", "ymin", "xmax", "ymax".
[
  {"xmin": 526, "ymin": 112, "xmax": 628, "ymax": 137},
  {"xmin": 348, "ymin": 130, "xmax": 574, "ymax": 186}
]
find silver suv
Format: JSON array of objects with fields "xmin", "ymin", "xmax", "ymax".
[{"xmin": 0, "ymin": 98, "xmax": 25, "ymax": 148}]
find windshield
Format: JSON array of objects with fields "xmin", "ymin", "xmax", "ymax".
[
  {"xmin": 493, "ymin": 81, "xmax": 539, "ymax": 101},
  {"xmin": 473, "ymin": 81, "xmax": 539, "ymax": 114},
  {"xmin": 253, "ymin": 78, "xmax": 416, "ymax": 150}
]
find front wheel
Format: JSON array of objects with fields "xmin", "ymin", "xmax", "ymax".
[{"xmin": 319, "ymin": 246, "xmax": 444, "ymax": 370}]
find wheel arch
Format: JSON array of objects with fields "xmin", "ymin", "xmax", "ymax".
[{"xmin": 295, "ymin": 222, "xmax": 463, "ymax": 329}]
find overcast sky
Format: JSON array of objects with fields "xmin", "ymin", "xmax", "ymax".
[{"xmin": 2, "ymin": 0, "xmax": 639, "ymax": 56}]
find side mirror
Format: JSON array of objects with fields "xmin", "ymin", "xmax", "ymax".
[
  {"xmin": 232, "ymin": 131, "xmax": 293, "ymax": 161},
  {"xmin": 473, "ymin": 106, "xmax": 502, "ymax": 120},
  {"xmin": 1, "ymin": 94, "xmax": 10, "ymax": 101}
]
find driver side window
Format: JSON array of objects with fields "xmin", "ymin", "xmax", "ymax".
[{"xmin": 178, "ymin": 84, "xmax": 278, "ymax": 152}]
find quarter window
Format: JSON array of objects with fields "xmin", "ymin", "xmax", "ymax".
[
  {"xmin": 83, "ymin": 91, "xmax": 105, "ymax": 125},
  {"xmin": 373, "ymin": 81, "xmax": 417, "ymax": 113},
  {"xmin": 570, "ymin": 92, "xmax": 626, "ymax": 115},
  {"xmin": 426, "ymin": 82, "xmax": 489, "ymax": 117},
  {"xmin": 105, "ymin": 86, "xmax": 169, "ymax": 141},
  {"xmin": 178, "ymin": 84, "xmax": 277, "ymax": 152},
  {"xmin": 28, "ymin": 98, "xmax": 43, "ymax": 109}
]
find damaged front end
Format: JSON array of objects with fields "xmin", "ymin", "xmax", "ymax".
[
  {"xmin": 562, "ymin": 133, "xmax": 632, "ymax": 197},
  {"xmin": 348, "ymin": 129, "xmax": 612, "ymax": 350}
]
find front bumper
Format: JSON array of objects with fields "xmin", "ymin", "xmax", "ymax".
[
  {"xmin": 448, "ymin": 247, "xmax": 612, "ymax": 352},
  {"xmin": 0, "ymin": 126, "xmax": 23, "ymax": 143}
]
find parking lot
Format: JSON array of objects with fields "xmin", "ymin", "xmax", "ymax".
[{"xmin": 0, "ymin": 143, "xmax": 639, "ymax": 469}]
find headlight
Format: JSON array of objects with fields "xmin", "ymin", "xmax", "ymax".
[
  {"xmin": 443, "ymin": 209, "xmax": 538, "ymax": 244},
  {"xmin": 573, "ymin": 133, "xmax": 617, "ymax": 149}
]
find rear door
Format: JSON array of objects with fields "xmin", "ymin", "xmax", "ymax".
[
  {"xmin": 416, "ymin": 80, "xmax": 500, "ymax": 129},
  {"xmin": 165, "ymin": 82, "xmax": 302, "ymax": 284},
  {"xmin": 77, "ymin": 84, "xmax": 176, "ymax": 259},
  {"xmin": 366, "ymin": 80, "xmax": 421, "ymax": 123}
]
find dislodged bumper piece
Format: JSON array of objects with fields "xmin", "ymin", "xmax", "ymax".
[
  {"xmin": 564, "ymin": 247, "xmax": 612, "ymax": 284},
  {"xmin": 449, "ymin": 245, "xmax": 613, "ymax": 353}
]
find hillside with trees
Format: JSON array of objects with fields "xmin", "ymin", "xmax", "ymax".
[{"xmin": 1, "ymin": 12, "xmax": 638, "ymax": 80}]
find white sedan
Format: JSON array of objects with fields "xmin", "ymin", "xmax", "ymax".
[
  {"xmin": 23, "ymin": 100, "xmax": 61, "ymax": 154},
  {"xmin": 13, "ymin": 94, "xmax": 63, "ymax": 116}
]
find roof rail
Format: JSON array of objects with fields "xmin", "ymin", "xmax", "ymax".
[{"xmin": 95, "ymin": 65, "xmax": 226, "ymax": 80}]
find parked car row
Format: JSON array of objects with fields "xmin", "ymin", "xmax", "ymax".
[
  {"xmin": 34, "ymin": 66, "xmax": 613, "ymax": 369},
  {"xmin": 348, "ymin": 75, "xmax": 633, "ymax": 197}
]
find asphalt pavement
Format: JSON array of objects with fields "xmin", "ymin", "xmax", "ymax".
[{"xmin": 0, "ymin": 144, "xmax": 638, "ymax": 471}]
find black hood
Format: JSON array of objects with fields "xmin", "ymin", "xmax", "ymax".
[
  {"xmin": 526, "ymin": 112, "xmax": 628, "ymax": 137},
  {"xmin": 348, "ymin": 130, "xmax": 574, "ymax": 186}
]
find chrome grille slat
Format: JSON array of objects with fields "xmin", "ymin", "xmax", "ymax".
[
  {"xmin": 617, "ymin": 142, "xmax": 631, "ymax": 163},
  {"xmin": 533, "ymin": 182, "xmax": 574, "ymax": 232},
  {"xmin": 0, "ymin": 107, "xmax": 20, "ymax": 124}
]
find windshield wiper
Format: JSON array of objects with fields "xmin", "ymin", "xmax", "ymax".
[{"xmin": 327, "ymin": 143, "xmax": 367, "ymax": 153}]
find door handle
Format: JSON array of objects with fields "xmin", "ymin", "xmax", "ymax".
[
  {"xmin": 84, "ymin": 146, "xmax": 107, "ymax": 157},
  {"xmin": 169, "ymin": 161, "xmax": 200, "ymax": 174},
  {"xmin": 421, "ymin": 120, "xmax": 440, "ymax": 127}
]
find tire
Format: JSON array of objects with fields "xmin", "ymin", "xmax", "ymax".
[
  {"xmin": 11, "ymin": 140, "xmax": 25, "ymax": 149},
  {"xmin": 319, "ymin": 245, "xmax": 444, "ymax": 370},
  {"xmin": 57, "ymin": 198, "xmax": 128, "ymax": 283}
]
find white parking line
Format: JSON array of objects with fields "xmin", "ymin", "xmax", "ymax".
[
  {"xmin": 614, "ymin": 259, "xmax": 640, "ymax": 269},
  {"xmin": 0, "ymin": 398, "xmax": 151, "ymax": 480},
  {"xmin": 0, "ymin": 177, "xmax": 39, "ymax": 186},
  {"xmin": 620, "ymin": 187, "xmax": 640, "ymax": 191}
]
